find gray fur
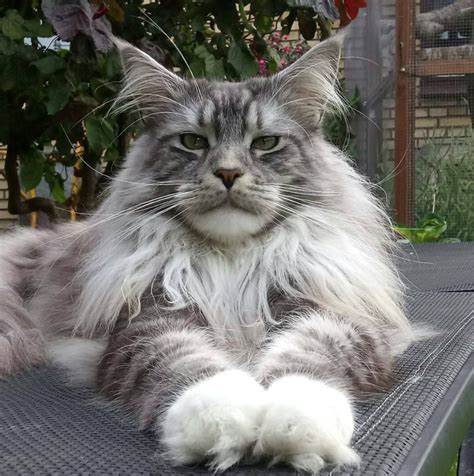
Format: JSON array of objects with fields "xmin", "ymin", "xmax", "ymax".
[{"xmin": 0, "ymin": 35, "xmax": 413, "ymax": 471}]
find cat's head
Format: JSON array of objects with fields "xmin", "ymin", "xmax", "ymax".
[{"xmin": 113, "ymin": 36, "xmax": 344, "ymax": 243}]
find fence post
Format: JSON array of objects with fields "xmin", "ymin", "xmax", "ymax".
[{"xmin": 394, "ymin": 0, "xmax": 416, "ymax": 226}]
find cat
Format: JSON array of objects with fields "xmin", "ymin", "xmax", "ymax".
[{"xmin": 0, "ymin": 34, "xmax": 414, "ymax": 473}]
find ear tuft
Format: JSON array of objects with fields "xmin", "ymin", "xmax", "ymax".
[
  {"xmin": 112, "ymin": 37, "xmax": 184, "ymax": 117},
  {"xmin": 272, "ymin": 32, "xmax": 345, "ymax": 123}
]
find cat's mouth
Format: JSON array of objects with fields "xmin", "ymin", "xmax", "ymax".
[{"xmin": 203, "ymin": 194, "xmax": 255, "ymax": 214}]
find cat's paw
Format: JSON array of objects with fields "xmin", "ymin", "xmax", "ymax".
[
  {"xmin": 162, "ymin": 370, "xmax": 267, "ymax": 471},
  {"xmin": 254, "ymin": 376, "xmax": 359, "ymax": 474}
]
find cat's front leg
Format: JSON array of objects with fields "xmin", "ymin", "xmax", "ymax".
[
  {"xmin": 97, "ymin": 315, "xmax": 266, "ymax": 470},
  {"xmin": 254, "ymin": 312, "xmax": 394, "ymax": 473}
]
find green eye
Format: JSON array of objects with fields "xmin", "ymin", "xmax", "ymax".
[
  {"xmin": 180, "ymin": 133, "xmax": 208, "ymax": 150},
  {"xmin": 252, "ymin": 136, "xmax": 279, "ymax": 151}
]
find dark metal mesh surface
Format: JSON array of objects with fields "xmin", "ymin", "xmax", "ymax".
[
  {"xmin": 397, "ymin": 242, "xmax": 474, "ymax": 292},
  {"xmin": 1, "ymin": 244, "xmax": 473, "ymax": 475}
]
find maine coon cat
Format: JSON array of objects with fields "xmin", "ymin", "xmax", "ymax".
[{"xmin": 0, "ymin": 34, "xmax": 414, "ymax": 473}]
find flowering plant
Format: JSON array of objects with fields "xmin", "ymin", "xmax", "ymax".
[{"xmin": 258, "ymin": 32, "xmax": 310, "ymax": 76}]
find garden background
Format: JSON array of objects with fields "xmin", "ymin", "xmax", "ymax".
[{"xmin": 0, "ymin": 0, "xmax": 472, "ymax": 241}]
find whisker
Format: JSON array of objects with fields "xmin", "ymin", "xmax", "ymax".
[
  {"xmin": 137, "ymin": 10, "xmax": 205, "ymax": 103},
  {"xmin": 59, "ymin": 123, "xmax": 189, "ymax": 189}
]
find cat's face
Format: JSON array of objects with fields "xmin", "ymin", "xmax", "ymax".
[{"xmin": 115, "ymin": 37, "xmax": 343, "ymax": 243}]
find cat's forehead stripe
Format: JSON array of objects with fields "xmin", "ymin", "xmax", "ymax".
[{"xmin": 191, "ymin": 86, "xmax": 267, "ymax": 136}]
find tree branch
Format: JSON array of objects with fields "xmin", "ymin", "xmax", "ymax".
[
  {"xmin": 76, "ymin": 149, "xmax": 98, "ymax": 216},
  {"xmin": 416, "ymin": 0, "xmax": 474, "ymax": 40},
  {"xmin": 4, "ymin": 143, "xmax": 56, "ymax": 220}
]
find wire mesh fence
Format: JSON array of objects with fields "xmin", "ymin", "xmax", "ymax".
[{"xmin": 345, "ymin": 0, "xmax": 473, "ymax": 241}]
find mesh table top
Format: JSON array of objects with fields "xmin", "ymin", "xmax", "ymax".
[{"xmin": 1, "ymin": 243, "xmax": 473, "ymax": 475}]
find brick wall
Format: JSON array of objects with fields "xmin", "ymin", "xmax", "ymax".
[
  {"xmin": 383, "ymin": 88, "xmax": 472, "ymax": 162},
  {"xmin": 381, "ymin": 0, "xmax": 472, "ymax": 164}
]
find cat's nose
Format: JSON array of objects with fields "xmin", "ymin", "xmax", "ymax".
[{"xmin": 214, "ymin": 168, "xmax": 242, "ymax": 190}]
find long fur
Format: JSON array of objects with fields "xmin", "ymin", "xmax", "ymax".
[
  {"xmin": 74, "ymin": 144, "xmax": 410, "ymax": 347},
  {"xmin": 0, "ymin": 33, "xmax": 414, "ymax": 472}
]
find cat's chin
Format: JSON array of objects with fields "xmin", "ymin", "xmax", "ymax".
[{"xmin": 188, "ymin": 204, "xmax": 269, "ymax": 243}]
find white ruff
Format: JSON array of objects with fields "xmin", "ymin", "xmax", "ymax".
[{"xmin": 75, "ymin": 198, "xmax": 410, "ymax": 348}]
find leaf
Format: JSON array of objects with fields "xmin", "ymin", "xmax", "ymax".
[
  {"xmin": 33, "ymin": 55, "xmax": 66, "ymax": 75},
  {"xmin": 195, "ymin": 45, "xmax": 226, "ymax": 80},
  {"xmin": 191, "ymin": 13, "xmax": 207, "ymax": 32},
  {"xmin": 19, "ymin": 148, "xmax": 46, "ymax": 191},
  {"xmin": 393, "ymin": 213, "xmax": 447, "ymax": 243},
  {"xmin": 316, "ymin": 15, "xmax": 333, "ymax": 40},
  {"xmin": 297, "ymin": 10, "xmax": 317, "ymax": 40},
  {"xmin": 189, "ymin": 57, "xmax": 206, "ymax": 78},
  {"xmin": 24, "ymin": 18, "xmax": 54, "ymax": 37},
  {"xmin": 46, "ymin": 83, "xmax": 72, "ymax": 115},
  {"xmin": 287, "ymin": 0, "xmax": 338, "ymax": 21},
  {"xmin": 103, "ymin": 146, "xmax": 120, "ymax": 163},
  {"xmin": 194, "ymin": 45, "xmax": 209, "ymax": 59},
  {"xmin": 48, "ymin": 173, "xmax": 66, "ymax": 203},
  {"xmin": 1, "ymin": 10, "xmax": 26, "ymax": 40},
  {"xmin": 0, "ymin": 56, "xmax": 18, "ymax": 92},
  {"xmin": 281, "ymin": 9, "xmax": 297, "ymax": 36},
  {"xmin": 204, "ymin": 55, "xmax": 226, "ymax": 80},
  {"xmin": 85, "ymin": 116, "xmax": 115, "ymax": 154},
  {"xmin": 228, "ymin": 43, "xmax": 258, "ymax": 80},
  {"xmin": 105, "ymin": 49, "xmax": 123, "ymax": 79},
  {"xmin": 268, "ymin": 48, "xmax": 280, "ymax": 74},
  {"xmin": 255, "ymin": 13, "xmax": 272, "ymax": 32}
]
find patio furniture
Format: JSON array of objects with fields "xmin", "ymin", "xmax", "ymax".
[{"xmin": 1, "ymin": 242, "xmax": 473, "ymax": 475}]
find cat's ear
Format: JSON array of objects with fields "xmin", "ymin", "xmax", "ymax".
[
  {"xmin": 113, "ymin": 38, "xmax": 184, "ymax": 115},
  {"xmin": 272, "ymin": 33, "xmax": 345, "ymax": 122}
]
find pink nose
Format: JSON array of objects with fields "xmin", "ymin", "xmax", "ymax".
[{"xmin": 214, "ymin": 168, "xmax": 242, "ymax": 190}]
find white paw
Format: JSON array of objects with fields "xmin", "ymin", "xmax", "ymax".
[
  {"xmin": 254, "ymin": 376, "xmax": 359, "ymax": 474},
  {"xmin": 162, "ymin": 370, "xmax": 267, "ymax": 471}
]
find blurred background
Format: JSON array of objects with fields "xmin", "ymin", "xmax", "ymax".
[{"xmin": 0, "ymin": 0, "xmax": 472, "ymax": 242}]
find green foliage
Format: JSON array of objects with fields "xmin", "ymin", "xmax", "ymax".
[
  {"xmin": 0, "ymin": 1, "xmax": 124, "ymax": 205},
  {"xmin": 85, "ymin": 116, "xmax": 116, "ymax": 154},
  {"xmin": 415, "ymin": 132, "xmax": 474, "ymax": 242},
  {"xmin": 394, "ymin": 213, "xmax": 448, "ymax": 244},
  {"xmin": 19, "ymin": 147, "xmax": 46, "ymax": 191},
  {"xmin": 0, "ymin": 1, "xmax": 360, "ymax": 213},
  {"xmin": 323, "ymin": 84, "xmax": 361, "ymax": 159},
  {"xmin": 378, "ymin": 131, "xmax": 473, "ymax": 242}
]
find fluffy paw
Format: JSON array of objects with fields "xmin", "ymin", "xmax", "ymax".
[
  {"xmin": 162, "ymin": 370, "xmax": 267, "ymax": 471},
  {"xmin": 254, "ymin": 376, "xmax": 359, "ymax": 474}
]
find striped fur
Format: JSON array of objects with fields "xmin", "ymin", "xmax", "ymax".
[{"xmin": 0, "ymin": 35, "xmax": 414, "ymax": 472}]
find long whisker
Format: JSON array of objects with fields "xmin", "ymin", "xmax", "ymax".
[
  {"xmin": 278, "ymin": 195, "xmax": 392, "ymax": 234},
  {"xmin": 59, "ymin": 123, "xmax": 189, "ymax": 189},
  {"xmin": 137, "ymin": 9, "xmax": 204, "ymax": 103},
  {"xmin": 262, "ymin": 183, "xmax": 342, "ymax": 196}
]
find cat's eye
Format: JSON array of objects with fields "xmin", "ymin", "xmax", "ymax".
[
  {"xmin": 251, "ymin": 136, "xmax": 279, "ymax": 151},
  {"xmin": 180, "ymin": 133, "xmax": 208, "ymax": 150}
]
